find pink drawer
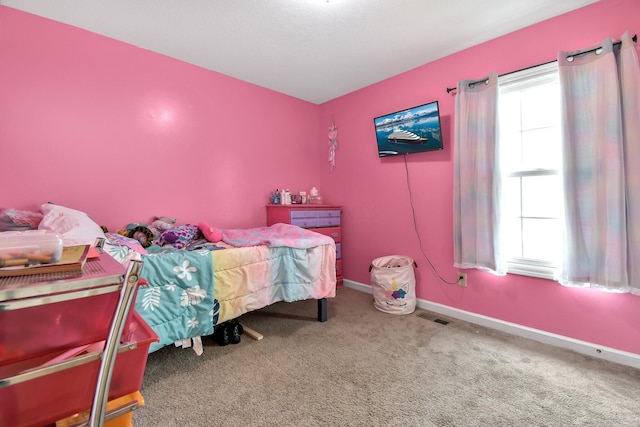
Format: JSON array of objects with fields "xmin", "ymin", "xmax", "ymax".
[
  {"xmin": 0, "ymin": 291, "xmax": 122, "ymax": 367},
  {"xmin": 0, "ymin": 312, "xmax": 158, "ymax": 427},
  {"xmin": 335, "ymin": 259, "xmax": 343, "ymax": 277}
]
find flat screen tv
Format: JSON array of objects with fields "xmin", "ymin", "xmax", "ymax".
[{"xmin": 373, "ymin": 100, "xmax": 443, "ymax": 157}]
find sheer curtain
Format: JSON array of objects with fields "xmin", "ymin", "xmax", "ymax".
[
  {"xmin": 453, "ymin": 72, "xmax": 505, "ymax": 275},
  {"xmin": 617, "ymin": 31, "xmax": 640, "ymax": 295},
  {"xmin": 558, "ymin": 31, "xmax": 640, "ymax": 293}
]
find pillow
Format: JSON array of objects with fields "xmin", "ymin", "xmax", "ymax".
[
  {"xmin": 105, "ymin": 232, "xmax": 148, "ymax": 255},
  {"xmin": 38, "ymin": 203, "xmax": 106, "ymax": 246}
]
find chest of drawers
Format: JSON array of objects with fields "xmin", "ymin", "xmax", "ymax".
[{"xmin": 266, "ymin": 204, "xmax": 343, "ymax": 288}]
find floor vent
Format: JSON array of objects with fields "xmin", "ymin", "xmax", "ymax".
[{"xmin": 417, "ymin": 312, "xmax": 451, "ymax": 325}]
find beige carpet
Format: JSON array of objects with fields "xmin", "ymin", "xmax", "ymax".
[{"xmin": 132, "ymin": 287, "xmax": 640, "ymax": 426}]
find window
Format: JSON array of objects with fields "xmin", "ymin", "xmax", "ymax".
[{"xmin": 498, "ymin": 62, "xmax": 562, "ymax": 279}]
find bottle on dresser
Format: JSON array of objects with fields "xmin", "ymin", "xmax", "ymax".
[
  {"xmin": 279, "ymin": 189, "xmax": 292, "ymax": 205},
  {"xmin": 309, "ymin": 187, "xmax": 322, "ymax": 204}
]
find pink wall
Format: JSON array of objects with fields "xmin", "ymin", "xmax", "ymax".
[
  {"xmin": 319, "ymin": 0, "xmax": 640, "ymax": 354},
  {"xmin": 0, "ymin": 6, "xmax": 322, "ymax": 231}
]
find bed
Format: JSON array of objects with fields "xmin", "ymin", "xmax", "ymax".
[
  {"xmin": 104, "ymin": 223, "xmax": 337, "ymax": 353},
  {"xmin": 1, "ymin": 204, "xmax": 336, "ymax": 354}
]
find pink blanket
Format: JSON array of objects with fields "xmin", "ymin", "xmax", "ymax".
[{"xmin": 221, "ymin": 223, "xmax": 333, "ymax": 249}]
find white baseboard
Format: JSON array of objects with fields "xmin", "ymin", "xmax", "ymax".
[{"xmin": 343, "ymin": 279, "xmax": 640, "ymax": 370}]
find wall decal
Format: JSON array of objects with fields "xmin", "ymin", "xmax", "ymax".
[{"xmin": 328, "ymin": 118, "xmax": 338, "ymax": 171}]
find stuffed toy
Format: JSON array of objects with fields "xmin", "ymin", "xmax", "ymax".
[
  {"xmin": 198, "ymin": 222, "xmax": 222, "ymax": 243},
  {"xmin": 156, "ymin": 224, "xmax": 202, "ymax": 249},
  {"xmin": 126, "ymin": 223, "xmax": 154, "ymax": 248},
  {"xmin": 148, "ymin": 216, "xmax": 176, "ymax": 239}
]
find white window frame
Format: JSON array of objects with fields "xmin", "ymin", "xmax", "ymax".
[{"xmin": 498, "ymin": 61, "xmax": 561, "ymax": 280}]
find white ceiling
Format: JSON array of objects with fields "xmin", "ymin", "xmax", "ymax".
[{"xmin": 1, "ymin": 0, "xmax": 599, "ymax": 104}]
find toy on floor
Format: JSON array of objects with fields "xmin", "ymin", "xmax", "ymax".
[{"xmin": 198, "ymin": 222, "xmax": 222, "ymax": 243}]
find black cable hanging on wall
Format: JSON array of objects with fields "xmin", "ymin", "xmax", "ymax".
[
  {"xmin": 445, "ymin": 34, "xmax": 637, "ymax": 93},
  {"xmin": 402, "ymin": 154, "xmax": 459, "ymax": 286}
]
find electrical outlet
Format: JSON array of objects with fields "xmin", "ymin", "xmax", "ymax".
[{"xmin": 457, "ymin": 273, "xmax": 467, "ymax": 287}]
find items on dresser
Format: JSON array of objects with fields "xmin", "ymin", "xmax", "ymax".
[
  {"xmin": 269, "ymin": 187, "xmax": 322, "ymax": 205},
  {"xmin": 308, "ymin": 187, "xmax": 323, "ymax": 204},
  {"xmin": 267, "ymin": 204, "xmax": 343, "ymax": 288}
]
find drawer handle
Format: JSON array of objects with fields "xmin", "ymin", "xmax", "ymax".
[{"xmin": 331, "ymin": 232, "xmax": 338, "ymax": 238}]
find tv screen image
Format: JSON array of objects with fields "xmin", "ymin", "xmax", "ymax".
[{"xmin": 373, "ymin": 100, "xmax": 443, "ymax": 157}]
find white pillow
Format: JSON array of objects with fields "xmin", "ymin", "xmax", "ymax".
[{"xmin": 38, "ymin": 204, "xmax": 106, "ymax": 246}]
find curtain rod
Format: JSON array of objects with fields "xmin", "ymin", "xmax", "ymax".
[{"xmin": 446, "ymin": 34, "xmax": 637, "ymax": 93}]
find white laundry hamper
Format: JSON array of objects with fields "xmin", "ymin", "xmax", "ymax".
[{"xmin": 369, "ymin": 255, "xmax": 417, "ymax": 315}]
